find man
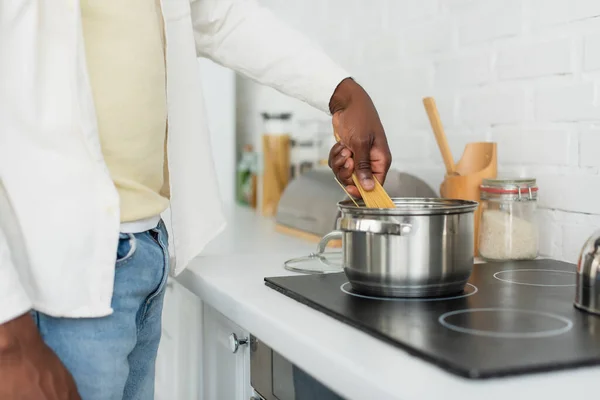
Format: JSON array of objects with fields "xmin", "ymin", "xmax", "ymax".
[{"xmin": 0, "ymin": 0, "xmax": 391, "ymax": 399}]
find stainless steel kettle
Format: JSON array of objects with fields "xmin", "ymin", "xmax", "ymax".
[{"xmin": 575, "ymin": 230, "xmax": 600, "ymax": 315}]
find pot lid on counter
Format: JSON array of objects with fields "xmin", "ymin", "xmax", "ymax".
[{"xmin": 283, "ymin": 251, "xmax": 343, "ymax": 274}]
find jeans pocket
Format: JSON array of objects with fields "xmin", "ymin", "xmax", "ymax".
[{"xmin": 116, "ymin": 233, "xmax": 137, "ymax": 266}]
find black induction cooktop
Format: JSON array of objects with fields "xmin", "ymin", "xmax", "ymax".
[{"xmin": 264, "ymin": 259, "xmax": 600, "ymax": 379}]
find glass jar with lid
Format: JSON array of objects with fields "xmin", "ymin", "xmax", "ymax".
[{"xmin": 478, "ymin": 178, "xmax": 539, "ymax": 261}]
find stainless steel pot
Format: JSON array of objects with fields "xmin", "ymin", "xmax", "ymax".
[{"xmin": 317, "ymin": 197, "xmax": 479, "ymax": 298}]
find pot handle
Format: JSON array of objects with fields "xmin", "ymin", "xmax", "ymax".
[
  {"xmin": 316, "ymin": 230, "xmax": 343, "ymax": 254},
  {"xmin": 338, "ymin": 217, "xmax": 413, "ymax": 236}
]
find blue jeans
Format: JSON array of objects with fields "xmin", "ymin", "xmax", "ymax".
[{"xmin": 31, "ymin": 221, "xmax": 169, "ymax": 400}]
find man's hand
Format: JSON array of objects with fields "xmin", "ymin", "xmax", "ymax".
[
  {"xmin": 0, "ymin": 313, "xmax": 81, "ymax": 400},
  {"xmin": 328, "ymin": 78, "xmax": 391, "ymax": 198}
]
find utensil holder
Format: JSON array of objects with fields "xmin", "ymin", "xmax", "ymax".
[
  {"xmin": 439, "ymin": 142, "xmax": 497, "ymax": 257},
  {"xmin": 261, "ymin": 134, "xmax": 291, "ymax": 217}
]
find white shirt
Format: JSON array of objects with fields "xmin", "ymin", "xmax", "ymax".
[{"xmin": 0, "ymin": 0, "xmax": 349, "ymax": 324}]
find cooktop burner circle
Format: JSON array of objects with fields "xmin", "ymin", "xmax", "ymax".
[
  {"xmin": 493, "ymin": 269, "xmax": 576, "ymax": 287},
  {"xmin": 340, "ymin": 282, "xmax": 478, "ymax": 301},
  {"xmin": 438, "ymin": 308, "xmax": 573, "ymax": 339}
]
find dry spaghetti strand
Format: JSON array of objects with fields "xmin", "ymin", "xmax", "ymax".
[
  {"xmin": 332, "ymin": 129, "xmax": 395, "ymax": 209},
  {"xmin": 333, "ymin": 176, "xmax": 361, "ymax": 207}
]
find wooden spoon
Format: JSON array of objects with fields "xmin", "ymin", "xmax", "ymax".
[{"xmin": 423, "ymin": 97, "xmax": 458, "ymax": 176}]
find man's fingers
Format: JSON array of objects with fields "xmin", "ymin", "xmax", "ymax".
[
  {"xmin": 333, "ymin": 157, "xmax": 354, "ymax": 187},
  {"xmin": 329, "ymin": 142, "xmax": 354, "ymax": 187},
  {"xmin": 351, "ymin": 136, "xmax": 375, "ymax": 191},
  {"xmin": 345, "ymin": 185, "xmax": 360, "ymax": 198},
  {"xmin": 328, "ymin": 142, "xmax": 345, "ymax": 162},
  {"xmin": 338, "ymin": 158, "xmax": 354, "ymax": 183},
  {"xmin": 332, "ymin": 149, "xmax": 351, "ymax": 168}
]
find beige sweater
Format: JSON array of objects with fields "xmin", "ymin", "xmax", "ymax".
[{"xmin": 81, "ymin": 0, "xmax": 169, "ymax": 223}]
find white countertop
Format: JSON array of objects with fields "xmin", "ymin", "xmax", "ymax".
[{"xmin": 177, "ymin": 205, "xmax": 599, "ymax": 400}]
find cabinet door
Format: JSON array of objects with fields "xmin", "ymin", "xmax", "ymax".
[
  {"xmin": 174, "ymin": 282, "xmax": 203, "ymax": 399},
  {"xmin": 155, "ymin": 281, "xmax": 180, "ymax": 399},
  {"xmin": 156, "ymin": 280, "xmax": 203, "ymax": 399},
  {"xmin": 154, "ymin": 281, "xmax": 178, "ymax": 400},
  {"xmin": 202, "ymin": 304, "xmax": 252, "ymax": 400},
  {"xmin": 155, "ymin": 329, "xmax": 178, "ymax": 400}
]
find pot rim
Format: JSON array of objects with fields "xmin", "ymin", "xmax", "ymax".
[{"xmin": 337, "ymin": 197, "xmax": 479, "ymax": 216}]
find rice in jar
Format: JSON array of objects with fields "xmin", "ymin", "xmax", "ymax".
[{"xmin": 478, "ymin": 178, "xmax": 539, "ymax": 261}]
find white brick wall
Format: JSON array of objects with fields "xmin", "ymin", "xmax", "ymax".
[
  {"xmin": 580, "ymin": 124, "xmax": 600, "ymax": 167},
  {"xmin": 236, "ymin": 0, "xmax": 600, "ymax": 263},
  {"xmin": 584, "ymin": 33, "xmax": 600, "ymax": 71},
  {"xmin": 535, "ymin": 83, "xmax": 599, "ymax": 122},
  {"xmin": 435, "ymin": 52, "xmax": 492, "ymax": 87},
  {"xmin": 531, "ymin": 0, "xmax": 600, "ymax": 28},
  {"xmin": 496, "ymin": 38, "xmax": 573, "ymax": 80},
  {"xmin": 404, "ymin": 18, "xmax": 455, "ymax": 55},
  {"xmin": 387, "ymin": 0, "xmax": 438, "ymax": 23},
  {"xmin": 460, "ymin": 85, "xmax": 532, "ymax": 125},
  {"xmin": 490, "ymin": 125, "xmax": 577, "ymax": 166},
  {"xmin": 458, "ymin": 0, "xmax": 523, "ymax": 45}
]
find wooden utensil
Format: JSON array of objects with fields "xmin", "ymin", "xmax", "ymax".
[
  {"xmin": 261, "ymin": 134, "xmax": 291, "ymax": 217},
  {"xmin": 440, "ymin": 142, "xmax": 497, "ymax": 256},
  {"xmin": 423, "ymin": 97, "xmax": 457, "ymax": 175}
]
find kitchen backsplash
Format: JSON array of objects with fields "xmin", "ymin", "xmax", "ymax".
[{"xmin": 235, "ymin": 0, "xmax": 600, "ymax": 262}]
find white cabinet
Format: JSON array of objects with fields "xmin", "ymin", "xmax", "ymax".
[
  {"xmin": 201, "ymin": 304, "xmax": 252, "ymax": 400},
  {"xmin": 156, "ymin": 282, "xmax": 252, "ymax": 400},
  {"xmin": 155, "ymin": 279, "xmax": 203, "ymax": 400},
  {"xmin": 155, "ymin": 323, "xmax": 178, "ymax": 399}
]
